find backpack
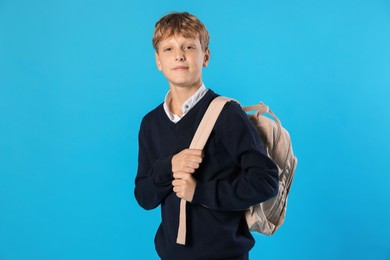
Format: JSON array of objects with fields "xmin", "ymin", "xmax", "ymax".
[{"xmin": 176, "ymin": 96, "xmax": 298, "ymax": 245}]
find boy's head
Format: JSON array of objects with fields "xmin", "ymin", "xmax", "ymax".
[{"xmin": 152, "ymin": 12, "xmax": 210, "ymax": 52}]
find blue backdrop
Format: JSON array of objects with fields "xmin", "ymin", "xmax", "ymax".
[{"xmin": 1, "ymin": 0, "xmax": 389, "ymax": 259}]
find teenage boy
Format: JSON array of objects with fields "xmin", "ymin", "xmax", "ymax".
[{"xmin": 134, "ymin": 12, "xmax": 279, "ymax": 260}]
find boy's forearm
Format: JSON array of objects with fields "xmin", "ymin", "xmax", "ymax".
[
  {"xmin": 191, "ymin": 164, "xmax": 279, "ymax": 211},
  {"xmin": 134, "ymin": 156, "xmax": 174, "ymax": 210}
]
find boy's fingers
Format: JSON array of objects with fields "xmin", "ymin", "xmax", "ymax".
[
  {"xmin": 188, "ymin": 162, "xmax": 199, "ymax": 170},
  {"xmin": 187, "ymin": 155, "xmax": 202, "ymax": 164},
  {"xmin": 173, "ymin": 172, "xmax": 184, "ymax": 180},
  {"xmin": 173, "ymin": 172, "xmax": 191, "ymax": 180},
  {"xmin": 185, "ymin": 149, "xmax": 203, "ymax": 156}
]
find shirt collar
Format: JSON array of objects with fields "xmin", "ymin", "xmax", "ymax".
[{"xmin": 163, "ymin": 83, "xmax": 209, "ymax": 123}]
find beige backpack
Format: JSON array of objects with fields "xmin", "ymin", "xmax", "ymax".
[{"xmin": 176, "ymin": 96, "xmax": 298, "ymax": 245}]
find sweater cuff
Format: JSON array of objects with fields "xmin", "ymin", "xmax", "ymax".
[{"xmin": 152, "ymin": 156, "xmax": 174, "ymax": 186}]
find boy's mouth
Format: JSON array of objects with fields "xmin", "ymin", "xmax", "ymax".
[{"xmin": 172, "ymin": 66, "xmax": 189, "ymax": 71}]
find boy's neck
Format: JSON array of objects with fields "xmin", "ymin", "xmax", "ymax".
[{"xmin": 168, "ymin": 82, "xmax": 202, "ymax": 116}]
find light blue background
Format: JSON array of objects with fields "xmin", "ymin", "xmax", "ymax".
[{"xmin": 1, "ymin": 0, "xmax": 389, "ymax": 259}]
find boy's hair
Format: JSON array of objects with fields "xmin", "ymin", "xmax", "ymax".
[{"xmin": 152, "ymin": 12, "xmax": 210, "ymax": 52}]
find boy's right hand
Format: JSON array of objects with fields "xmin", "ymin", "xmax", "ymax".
[{"xmin": 171, "ymin": 149, "xmax": 203, "ymax": 174}]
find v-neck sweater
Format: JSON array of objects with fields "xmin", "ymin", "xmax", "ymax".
[{"xmin": 135, "ymin": 89, "xmax": 279, "ymax": 260}]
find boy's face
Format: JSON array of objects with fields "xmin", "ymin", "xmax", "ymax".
[{"xmin": 155, "ymin": 34, "xmax": 210, "ymax": 90}]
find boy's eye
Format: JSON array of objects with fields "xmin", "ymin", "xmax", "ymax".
[
  {"xmin": 163, "ymin": 47, "xmax": 172, "ymax": 52},
  {"xmin": 185, "ymin": 46, "xmax": 195, "ymax": 50}
]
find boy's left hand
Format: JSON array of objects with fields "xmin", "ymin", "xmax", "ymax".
[{"xmin": 172, "ymin": 172, "xmax": 197, "ymax": 202}]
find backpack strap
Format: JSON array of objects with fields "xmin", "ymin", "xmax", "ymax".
[
  {"xmin": 190, "ymin": 97, "xmax": 237, "ymax": 150},
  {"xmin": 243, "ymin": 102, "xmax": 284, "ymax": 159},
  {"xmin": 243, "ymin": 102, "xmax": 282, "ymax": 127},
  {"xmin": 176, "ymin": 96, "xmax": 236, "ymax": 245}
]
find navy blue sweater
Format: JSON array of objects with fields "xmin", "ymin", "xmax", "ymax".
[{"xmin": 134, "ymin": 90, "xmax": 278, "ymax": 260}]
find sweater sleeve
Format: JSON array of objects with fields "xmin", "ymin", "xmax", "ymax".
[
  {"xmin": 191, "ymin": 102, "xmax": 279, "ymax": 211},
  {"xmin": 134, "ymin": 118, "xmax": 174, "ymax": 210}
]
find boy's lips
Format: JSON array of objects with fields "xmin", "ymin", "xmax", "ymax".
[{"xmin": 172, "ymin": 66, "xmax": 189, "ymax": 70}]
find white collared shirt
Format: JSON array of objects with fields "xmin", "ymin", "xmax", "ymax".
[{"xmin": 163, "ymin": 83, "xmax": 209, "ymax": 123}]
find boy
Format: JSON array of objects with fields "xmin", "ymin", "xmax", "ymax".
[{"xmin": 134, "ymin": 12, "xmax": 279, "ymax": 260}]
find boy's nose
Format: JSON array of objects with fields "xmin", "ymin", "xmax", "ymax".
[{"xmin": 175, "ymin": 51, "xmax": 185, "ymax": 61}]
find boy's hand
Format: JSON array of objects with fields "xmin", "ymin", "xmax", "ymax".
[
  {"xmin": 171, "ymin": 149, "xmax": 203, "ymax": 174},
  {"xmin": 172, "ymin": 172, "xmax": 197, "ymax": 202}
]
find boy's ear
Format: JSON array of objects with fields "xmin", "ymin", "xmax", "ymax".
[
  {"xmin": 203, "ymin": 48, "xmax": 210, "ymax": 67},
  {"xmin": 155, "ymin": 52, "xmax": 162, "ymax": 71}
]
